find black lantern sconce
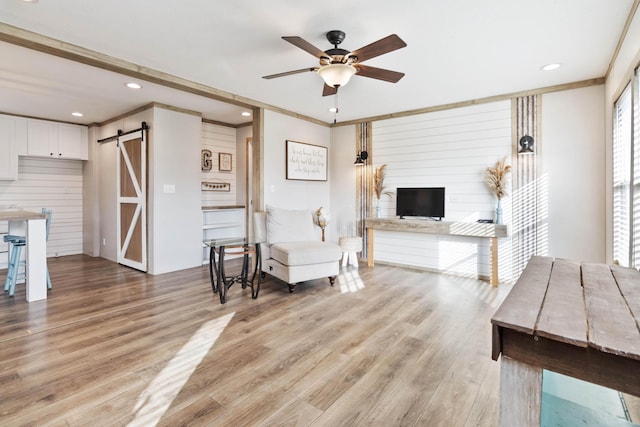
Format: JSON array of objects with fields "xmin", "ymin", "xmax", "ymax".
[
  {"xmin": 518, "ymin": 135, "xmax": 534, "ymax": 154},
  {"xmin": 354, "ymin": 150, "xmax": 368, "ymax": 165}
]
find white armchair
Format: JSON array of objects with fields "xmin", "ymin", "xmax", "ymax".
[{"xmin": 254, "ymin": 206, "xmax": 342, "ymax": 293}]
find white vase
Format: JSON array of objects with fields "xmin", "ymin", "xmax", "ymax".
[
  {"xmin": 376, "ymin": 199, "xmax": 382, "ymax": 218},
  {"xmin": 495, "ymin": 199, "xmax": 503, "ymax": 224}
]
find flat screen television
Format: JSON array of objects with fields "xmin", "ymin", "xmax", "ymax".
[{"xmin": 396, "ymin": 187, "xmax": 445, "ymax": 220}]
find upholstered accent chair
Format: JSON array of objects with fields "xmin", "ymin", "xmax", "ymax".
[{"xmin": 254, "ymin": 206, "xmax": 342, "ymax": 293}]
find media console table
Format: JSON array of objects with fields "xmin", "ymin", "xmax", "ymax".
[{"xmin": 364, "ymin": 218, "xmax": 508, "ymax": 286}]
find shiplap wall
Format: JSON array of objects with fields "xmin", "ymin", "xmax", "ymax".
[
  {"xmin": 371, "ymin": 101, "xmax": 514, "ymax": 282},
  {"xmin": 201, "ymin": 122, "xmax": 237, "ymax": 206},
  {"xmin": 0, "ymin": 157, "xmax": 83, "ymax": 269}
]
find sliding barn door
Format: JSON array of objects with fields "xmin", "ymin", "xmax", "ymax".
[{"xmin": 117, "ymin": 131, "xmax": 147, "ymax": 271}]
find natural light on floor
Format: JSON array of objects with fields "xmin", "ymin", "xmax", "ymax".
[
  {"xmin": 438, "ymin": 238, "xmax": 483, "ymax": 279},
  {"xmin": 127, "ymin": 312, "xmax": 235, "ymax": 427},
  {"xmin": 338, "ymin": 269, "xmax": 365, "ymax": 293}
]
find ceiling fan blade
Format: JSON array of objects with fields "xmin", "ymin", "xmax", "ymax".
[
  {"xmin": 355, "ymin": 64, "xmax": 405, "ymax": 83},
  {"xmin": 322, "ymin": 84, "xmax": 338, "ymax": 97},
  {"xmin": 262, "ymin": 67, "xmax": 318, "ymax": 79},
  {"xmin": 350, "ymin": 34, "xmax": 407, "ymax": 63},
  {"xmin": 282, "ymin": 36, "xmax": 328, "ymax": 59}
]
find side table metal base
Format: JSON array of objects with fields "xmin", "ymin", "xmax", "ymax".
[{"xmin": 207, "ymin": 240, "xmax": 261, "ymax": 304}]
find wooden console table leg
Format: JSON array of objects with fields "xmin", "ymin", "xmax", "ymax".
[
  {"xmin": 367, "ymin": 228, "xmax": 375, "ymax": 267},
  {"xmin": 490, "ymin": 236, "xmax": 498, "ymax": 287},
  {"xmin": 499, "ymin": 356, "xmax": 542, "ymax": 427}
]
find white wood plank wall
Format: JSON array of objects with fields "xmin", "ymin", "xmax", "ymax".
[
  {"xmin": 0, "ymin": 157, "xmax": 83, "ymax": 269},
  {"xmin": 201, "ymin": 123, "xmax": 237, "ymax": 207},
  {"xmin": 371, "ymin": 101, "xmax": 515, "ymax": 282}
]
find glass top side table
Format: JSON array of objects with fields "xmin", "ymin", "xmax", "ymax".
[{"xmin": 203, "ymin": 237, "xmax": 261, "ymax": 304}]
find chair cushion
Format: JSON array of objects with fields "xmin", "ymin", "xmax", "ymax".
[
  {"xmin": 339, "ymin": 236, "xmax": 363, "ymax": 252},
  {"xmin": 270, "ymin": 241, "xmax": 342, "ymax": 267},
  {"xmin": 266, "ymin": 205, "xmax": 315, "ymax": 244}
]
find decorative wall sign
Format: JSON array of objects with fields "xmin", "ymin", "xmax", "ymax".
[
  {"xmin": 286, "ymin": 140, "xmax": 328, "ymax": 181},
  {"xmin": 219, "ymin": 152, "xmax": 232, "ymax": 171},
  {"xmin": 201, "ymin": 179, "xmax": 231, "ymax": 192},
  {"xmin": 201, "ymin": 149, "xmax": 212, "ymax": 171}
]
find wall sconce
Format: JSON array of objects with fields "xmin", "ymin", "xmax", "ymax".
[
  {"xmin": 518, "ymin": 135, "xmax": 534, "ymax": 153},
  {"xmin": 354, "ymin": 150, "xmax": 368, "ymax": 165}
]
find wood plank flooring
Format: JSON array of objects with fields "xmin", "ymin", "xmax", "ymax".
[{"xmin": 0, "ymin": 255, "xmax": 512, "ymax": 426}]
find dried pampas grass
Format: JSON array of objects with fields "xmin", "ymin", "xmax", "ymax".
[
  {"xmin": 486, "ymin": 157, "xmax": 512, "ymax": 199},
  {"xmin": 373, "ymin": 164, "xmax": 391, "ymax": 199}
]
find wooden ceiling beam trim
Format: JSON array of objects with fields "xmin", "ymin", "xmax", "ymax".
[
  {"xmin": 332, "ymin": 77, "xmax": 605, "ymax": 127},
  {"xmin": 0, "ymin": 22, "xmax": 328, "ymax": 128}
]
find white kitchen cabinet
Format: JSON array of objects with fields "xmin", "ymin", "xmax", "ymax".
[
  {"xmin": 27, "ymin": 119, "xmax": 88, "ymax": 160},
  {"xmin": 0, "ymin": 115, "xmax": 19, "ymax": 180}
]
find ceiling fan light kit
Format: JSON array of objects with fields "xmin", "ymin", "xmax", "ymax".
[
  {"xmin": 263, "ymin": 30, "xmax": 406, "ymax": 97},
  {"xmin": 317, "ymin": 63, "xmax": 356, "ymax": 88}
]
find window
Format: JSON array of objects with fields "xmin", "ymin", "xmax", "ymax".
[
  {"xmin": 613, "ymin": 84, "xmax": 632, "ymax": 266},
  {"xmin": 633, "ymin": 69, "xmax": 640, "ymax": 267},
  {"xmin": 613, "ymin": 68, "xmax": 639, "ymax": 267}
]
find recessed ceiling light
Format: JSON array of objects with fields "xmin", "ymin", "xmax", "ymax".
[
  {"xmin": 329, "ymin": 107, "xmax": 338, "ymax": 113},
  {"xmin": 71, "ymin": 112, "xmax": 84, "ymax": 117},
  {"xmin": 241, "ymin": 111, "xmax": 251, "ymax": 117},
  {"xmin": 541, "ymin": 63, "xmax": 561, "ymax": 71},
  {"xmin": 126, "ymin": 82, "xmax": 142, "ymax": 89},
  {"xmin": 20, "ymin": 0, "xmax": 39, "ymax": 3}
]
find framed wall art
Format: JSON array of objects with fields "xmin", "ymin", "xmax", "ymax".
[
  {"xmin": 218, "ymin": 152, "xmax": 232, "ymax": 171},
  {"xmin": 286, "ymin": 140, "xmax": 327, "ymax": 181}
]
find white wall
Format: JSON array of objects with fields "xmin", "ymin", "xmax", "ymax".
[
  {"xmin": 605, "ymin": 7, "xmax": 640, "ymax": 262},
  {"xmin": 95, "ymin": 109, "xmax": 153, "ymax": 262},
  {"xmin": 83, "ymin": 126, "xmax": 99, "ymax": 257},
  {"xmin": 373, "ymin": 102, "xmax": 512, "ymax": 220},
  {"xmin": 262, "ymin": 110, "xmax": 332, "ymax": 241},
  {"xmin": 328, "ymin": 88, "xmax": 607, "ymax": 280},
  {"xmin": 201, "ymin": 122, "xmax": 237, "ymax": 207},
  {"xmin": 92, "ymin": 106, "xmax": 202, "ymax": 274},
  {"xmin": 235, "ymin": 125, "xmax": 252, "ymax": 207},
  {"xmin": 541, "ymin": 85, "xmax": 606, "ymax": 263},
  {"xmin": 370, "ymin": 101, "xmax": 513, "ymax": 281},
  {"xmin": 0, "ymin": 157, "xmax": 84, "ymax": 268},
  {"xmin": 329, "ymin": 124, "xmax": 357, "ymax": 240},
  {"xmin": 149, "ymin": 107, "xmax": 202, "ymax": 274}
]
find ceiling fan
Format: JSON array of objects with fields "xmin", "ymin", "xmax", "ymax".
[{"xmin": 262, "ymin": 30, "xmax": 407, "ymax": 96}]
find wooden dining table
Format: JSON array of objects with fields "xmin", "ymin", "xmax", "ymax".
[
  {"xmin": 0, "ymin": 210, "xmax": 47, "ymax": 302},
  {"xmin": 491, "ymin": 256, "xmax": 640, "ymax": 426}
]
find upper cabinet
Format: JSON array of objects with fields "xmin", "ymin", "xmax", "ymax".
[
  {"xmin": 26, "ymin": 119, "xmax": 88, "ymax": 160},
  {"xmin": 57, "ymin": 123, "xmax": 87, "ymax": 160},
  {"xmin": 0, "ymin": 115, "xmax": 87, "ymax": 180}
]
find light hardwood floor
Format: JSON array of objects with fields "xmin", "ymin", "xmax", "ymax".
[{"xmin": 0, "ymin": 255, "xmax": 511, "ymax": 426}]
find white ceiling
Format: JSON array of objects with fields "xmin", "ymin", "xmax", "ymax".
[{"xmin": 0, "ymin": 0, "xmax": 635, "ymax": 126}]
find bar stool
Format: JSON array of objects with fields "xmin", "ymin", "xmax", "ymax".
[
  {"xmin": 4, "ymin": 208, "xmax": 52, "ymax": 297},
  {"xmin": 338, "ymin": 236, "xmax": 362, "ymax": 268}
]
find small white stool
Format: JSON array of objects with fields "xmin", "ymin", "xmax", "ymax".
[{"xmin": 339, "ymin": 236, "xmax": 362, "ymax": 268}]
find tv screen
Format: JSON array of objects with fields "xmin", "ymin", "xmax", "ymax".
[{"xmin": 396, "ymin": 187, "xmax": 445, "ymax": 220}]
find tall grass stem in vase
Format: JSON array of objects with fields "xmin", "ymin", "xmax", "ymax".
[
  {"xmin": 372, "ymin": 164, "xmax": 392, "ymax": 218},
  {"xmin": 485, "ymin": 157, "xmax": 512, "ymax": 224}
]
